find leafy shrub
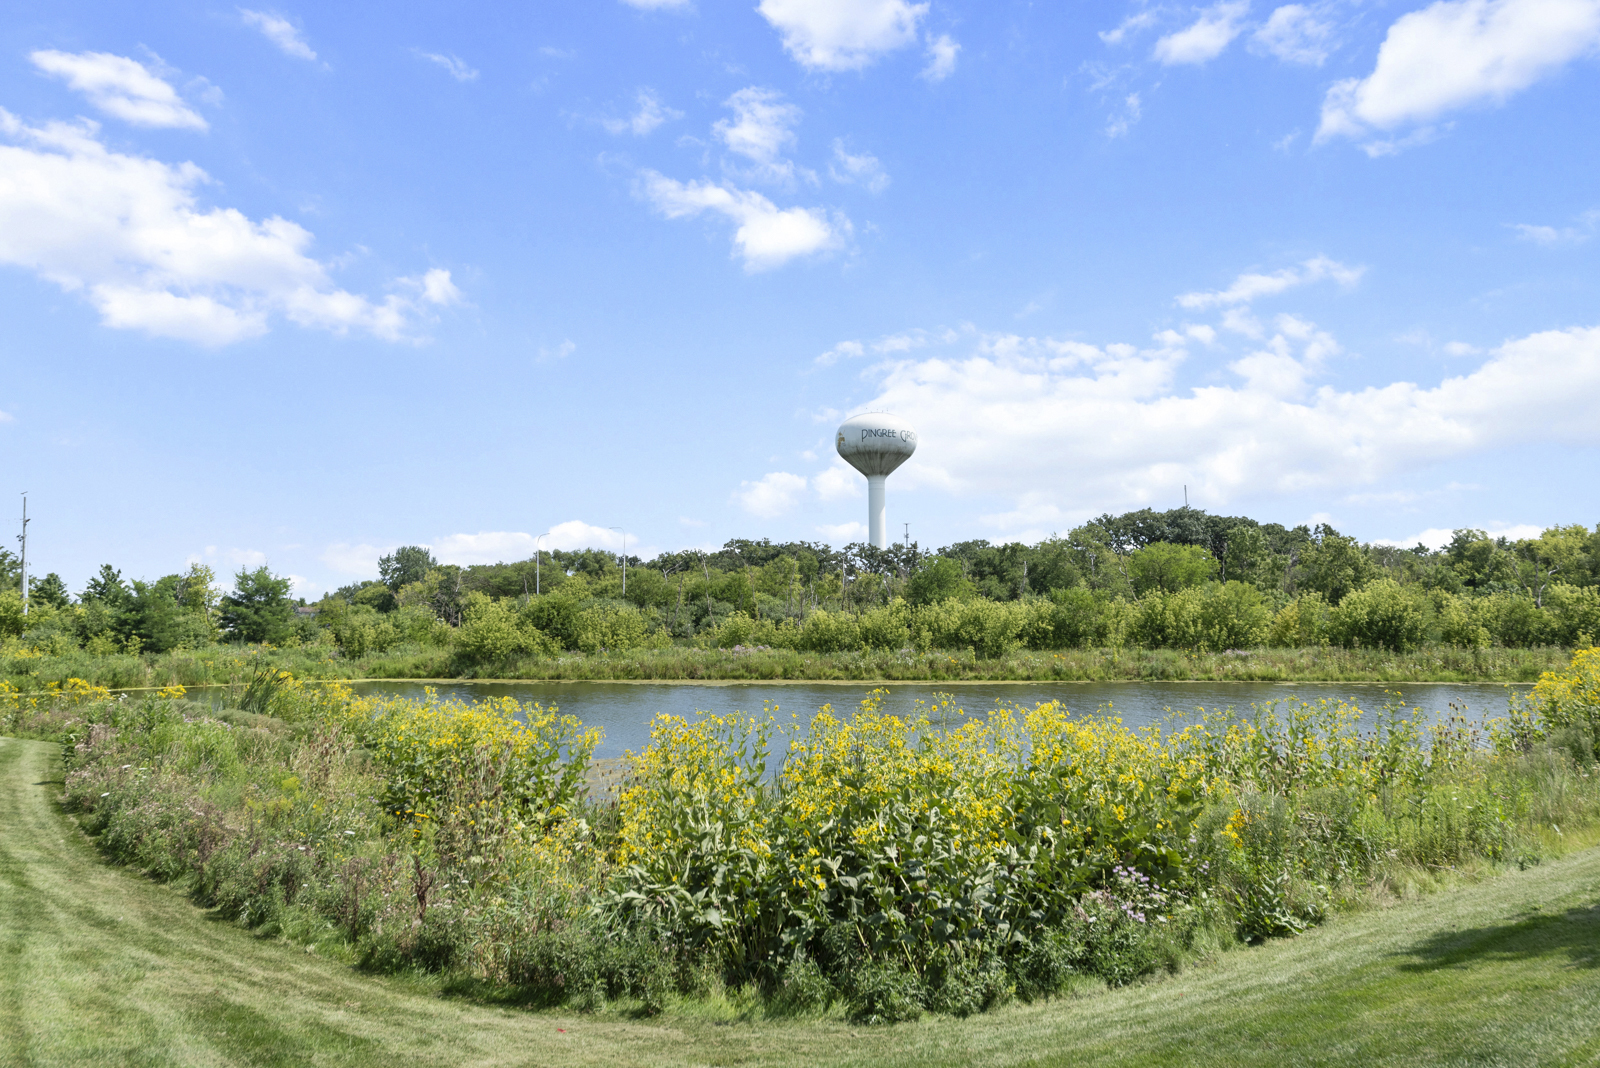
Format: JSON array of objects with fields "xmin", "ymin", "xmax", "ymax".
[
  {"xmin": 1268, "ymin": 593, "xmax": 1331, "ymax": 647},
  {"xmin": 846, "ymin": 962, "xmax": 923, "ymax": 1025},
  {"xmin": 456, "ymin": 593, "xmax": 559, "ymax": 663},
  {"xmin": 1329, "ymin": 579, "xmax": 1425, "ymax": 651}
]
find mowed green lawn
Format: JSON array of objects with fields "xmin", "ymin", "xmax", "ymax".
[{"xmin": 3, "ymin": 734, "xmax": 1598, "ymax": 1068}]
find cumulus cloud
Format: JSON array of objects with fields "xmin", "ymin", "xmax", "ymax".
[
  {"xmin": 735, "ymin": 471, "xmax": 809, "ymax": 517},
  {"xmin": 320, "ymin": 542, "xmax": 391, "ymax": 575},
  {"xmin": 30, "ymin": 51, "xmax": 207, "ymax": 130},
  {"xmin": 431, "ymin": 522, "xmax": 652, "ymax": 565},
  {"xmin": 1374, "ymin": 523, "xmax": 1544, "ymax": 550},
  {"xmin": 714, "ymin": 87, "xmax": 802, "ymax": 182},
  {"xmin": 1101, "ymin": 9, "xmax": 1161, "ymax": 45},
  {"xmin": 1176, "ymin": 256, "xmax": 1363, "ymax": 309},
  {"xmin": 1251, "ymin": 4, "xmax": 1335, "ymax": 64},
  {"xmin": 920, "ymin": 34, "xmax": 960, "ymax": 80},
  {"xmin": 1106, "ymin": 92, "xmax": 1143, "ymax": 138},
  {"xmin": 1512, "ymin": 208, "xmax": 1600, "ymax": 245},
  {"xmin": 758, "ymin": 0, "xmax": 929, "ymax": 70},
  {"xmin": 813, "ymin": 326, "xmax": 959, "ymax": 366},
  {"xmin": 817, "ymin": 520, "xmax": 868, "ymax": 542},
  {"xmin": 1317, "ymin": 0, "xmax": 1600, "ymax": 148},
  {"xmin": 852, "ymin": 322, "xmax": 1600, "ymax": 524},
  {"xmin": 192, "ymin": 545, "xmax": 270, "ymax": 570},
  {"xmin": 638, "ymin": 170, "xmax": 848, "ymax": 271},
  {"xmin": 239, "ymin": 9, "xmax": 319, "ymax": 61},
  {"xmin": 602, "ymin": 88, "xmax": 682, "ymax": 136},
  {"xmin": 1153, "ymin": 1, "xmax": 1251, "ymax": 64},
  {"xmin": 829, "ymin": 139, "xmax": 890, "ymax": 192},
  {"xmin": 813, "ymin": 463, "xmax": 864, "ymax": 501},
  {"xmin": 414, "ymin": 51, "xmax": 479, "ymax": 81},
  {"xmin": 0, "ymin": 110, "xmax": 460, "ymax": 345}
]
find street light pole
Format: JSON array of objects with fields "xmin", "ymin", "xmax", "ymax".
[
  {"xmin": 535, "ymin": 531, "xmax": 552, "ymax": 595},
  {"xmin": 609, "ymin": 527, "xmax": 627, "ymax": 595},
  {"xmin": 17, "ymin": 493, "xmax": 28, "ymax": 617}
]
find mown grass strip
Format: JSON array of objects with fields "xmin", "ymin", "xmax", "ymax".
[{"xmin": 4, "ymin": 733, "xmax": 1600, "ymax": 1067}]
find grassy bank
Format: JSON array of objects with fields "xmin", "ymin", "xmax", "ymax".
[
  {"xmin": 0, "ymin": 641, "xmax": 1572, "ymax": 692},
  {"xmin": 3, "ymin": 733, "xmax": 1598, "ymax": 1067}
]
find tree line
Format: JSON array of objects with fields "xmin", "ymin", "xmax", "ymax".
[{"xmin": 3, "ymin": 507, "xmax": 1598, "ymax": 659}]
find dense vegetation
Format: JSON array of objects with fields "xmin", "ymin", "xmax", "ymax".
[
  {"xmin": 3, "ymin": 510, "xmax": 1598, "ymax": 683},
  {"xmin": 4, "ymin": 650, "xmax": 1597, "ymax": 1022}
]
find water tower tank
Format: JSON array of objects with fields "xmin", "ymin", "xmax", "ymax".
[{"xmin": 836, "ymin": 412, "xmax": 917, "ymax": 549}]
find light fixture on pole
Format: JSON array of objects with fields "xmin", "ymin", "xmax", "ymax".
[
  {"xmin": 609, "ymin": 527, "xmax": 627, "ymax": 595},
  {"xmin": 17, "ymin": 493, "xmax": 28, "ymax": 617},
  {"xmin": 535, "ymin": 531, "xmax": 552, "ymax": 595}
]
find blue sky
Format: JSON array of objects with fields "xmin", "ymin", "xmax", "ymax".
[{"xmin": 2, "ymin": 0, "xmax": 1598, "ymax": 596}]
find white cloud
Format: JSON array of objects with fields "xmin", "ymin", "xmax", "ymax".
[
  {"xmin": 415, "ymin": 51, "xmax": 479, "ymax": 82},
  {"xmin": 239, "ymin": 10, "xmax": 319, "ymax": 62},
  {"xmin": 1316, "ymin": 0, "xmax": 1600, "ymax": 146},
  {"xmin": 817, "ymin": 520, "xmax": 868, "ymax": 542},
  {"xmin": 1512, "ymin": 208, "xmax": 1600, "ymax": 245},
  {"xmin": 854, "ymin": 322, "xmax": 1600, "ymax": 525},
  {"xmin": 714, "ymin": 87, "xmax": 802, "ymax": 184},
  {"xmin": 829, "ymin": 140, "xmax": 889, "ymax": 192},
  {"xmin": 537, "ymin": 339, "xmax": 577, "ymax": 362},
  {"xmin": 735, "ymin": 471, "xmax": 809, "ymax": 517},
  {"xmin": 814, "ymin": 463, "xmax": 864, "ymax": 501},
  {"xmin": 195, "ymin": 545, "xmax": 270, "ymax": 571},
  {"xmin": 1375, "ymin": 523, "xmax": 1544, "ymax": 550},
  {"xmin": 1177, "ymin": 256, "xmax": 1363, "ymax": 309},
  {"xmin": 602, "ymin": 89, "xmax": 682, "ymax": 136},
  {"xmin": 0, "ymin": 409, "xmax": 13, "ymax": 423},
  {"xmin": 430, "ymin": 523, "xmax": 654, "ymax": 565},
  {"xmin": 1101, "ymin": 9, "xmax": 1161, "ymax": 44},
  {"xmin": 1107, "ymin": 92, "xmax": 1143, "ymax": 138},
  {"xmin": 813, "ymin": 326, "xmax": 958, "ymax": 365},
  {"xmin": 30, "ymin": 51, "xmax": 207, "ymax": 130},
  {"xmin": 758, "ymin": 0, "xmax": 929, "ymax": 71},
  {"xmin": 1153, "ymin": 1, "xmax": 1251, "ymax": 65},
  {"xmin": 320, "ymin": 542, "xmax": 391, "ymax": 576},
  {"xmin": 1251, "ymin": 4, "xmax": 1335, "ymax": 64},
  {"xmin": 920, "ymin": 34, "xmax": 960, "ymax": 81},
  {"xmin": 638, "ymin": 170, "xmax": 848, "ymax": 271},
  {"xmin": 0, "ymin": 110, "xmax": 459, "ymax": 345}
]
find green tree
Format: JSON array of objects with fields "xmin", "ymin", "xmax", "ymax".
[
  {"xmin": 380, "ymin": 545, "xmax": 438, "ymax": 591},
  {"xmin": 905, "ymin": 557, "xmax": 974, "ymax": 606},
  {"xmin": 1329, "ymin": 579, "xmax": 1424, "ymax": 651},
  {"xmin": 1128, "ymin": 542, "xmax": 1213, "ymax": 595},
  {"xmin": 1300, "ymin": 525, "xmax": 1377, "ymax": 605},
  {"xmin": 81, "ymin": 564, "xmax": 131, "ymax": 607},
  {"xmin": 0, "ymin": 549, "xmax": 19, "ymax": 591},
  {"xmin": 1221, "ymin": 525, "xmax": 1271, "ymax": 588},
  {"xmin": 127, "ymin": 576, "xmax": 215, "ymax": 652},
  {"xmin": 175, "ymin": 563, "xmax": 221, "ymax": 618},
  {"xmin": 28, "ymin": 572, "xmax": 70, "ymax": 609},
  {"xmin": 219, "ymin": 566, "xmax": 295, "ymax": 644}
]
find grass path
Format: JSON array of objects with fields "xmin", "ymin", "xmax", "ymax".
[{"xmin": 3, "ymin": 734, "xmax": 1599, "ymax": 1068}]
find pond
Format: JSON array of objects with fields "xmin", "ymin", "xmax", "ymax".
[{"xmin": 337, "ymin": 680, "xmax": 1534, "ymax": 760}]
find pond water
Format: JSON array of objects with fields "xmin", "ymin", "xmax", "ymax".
[{"xmin": 338, "ymin": 680, "xmax": 1533, "ymax": 760}]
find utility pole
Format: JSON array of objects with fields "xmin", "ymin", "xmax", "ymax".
[
  {"xmin": 17, "ymin": 493, "xmax": 28, "ymax": 616},
  {"xmin": 535, "ymin": 531, "xmax": 552, "ymax": 595},
  {"xmin": 903, "ymin": 522, "xmax": 910, "ymax": 549},
  {"xmin": 610, "ymin": 527, "xmax": 627, "ymax": 595}
]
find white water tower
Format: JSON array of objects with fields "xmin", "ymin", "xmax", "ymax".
[{"xmin": 836, "ymin": 412, "xmax": 917, "ymax": 549}]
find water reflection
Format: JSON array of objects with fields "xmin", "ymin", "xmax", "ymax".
[{"xmin": 340, "ymin": 680, "xmax": 1532, "ymax": 760}]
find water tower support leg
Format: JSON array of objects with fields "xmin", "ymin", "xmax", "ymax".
[{"xmin": 868, "ymin": 475, "xmax": 887, "ymax": 549}]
